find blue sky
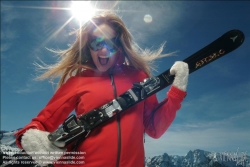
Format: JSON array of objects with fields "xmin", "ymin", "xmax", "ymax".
[{"xmin": 1, "ymin": 1, "xmax": 250, "ymax": 158}]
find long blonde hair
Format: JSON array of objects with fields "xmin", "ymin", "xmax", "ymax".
[{"xmin": 36, "ymin": 12, "xmax": 171, "ymax": 88}]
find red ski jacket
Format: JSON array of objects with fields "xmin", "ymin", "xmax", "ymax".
[{"xmin": 15, "ymin": 65, "xmax": 186, "ymax": 167}]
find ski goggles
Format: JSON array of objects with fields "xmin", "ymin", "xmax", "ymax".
[{"xmin": 88, "ymin": 36, "xmax": 121, "ymax": 52}]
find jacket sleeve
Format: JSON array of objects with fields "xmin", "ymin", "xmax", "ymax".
[
  {"xmin": 143, "ymin": 85, "xmax": 186, "ymax": 139},
  {"xmin": 14, "ymin": 77, "xmax": 81, "ymax": 149}
]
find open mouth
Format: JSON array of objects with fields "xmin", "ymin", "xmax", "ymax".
[{"xmin": 98, "ymin": 56, "xmax": 109, "ymax": 65}]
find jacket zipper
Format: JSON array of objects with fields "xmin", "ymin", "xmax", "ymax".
[{"xmin": 110, "ymin": 74, "xmax": 121, "ymax": 167}]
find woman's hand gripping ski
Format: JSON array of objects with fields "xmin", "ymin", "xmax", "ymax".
[
  {"xmin": 21, "ymin": 129, "xmax": 66, "ymax": 166},
  {"xmin": 170, "ymin": 61, "xmax": 189, "ymax": 91}
]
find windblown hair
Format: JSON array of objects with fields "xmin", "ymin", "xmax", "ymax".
[{"xmin": 36, "ymin": 12, "xmax": 171, "ymax": 88}]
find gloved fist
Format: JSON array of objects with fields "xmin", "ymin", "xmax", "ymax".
[
  {"xmin": 21, "ymin": 129, "xmax": 66, "ymax": 166},
  {"xmin": 170, "ymin": 61, "xmax": 189, "ymax": 91}
]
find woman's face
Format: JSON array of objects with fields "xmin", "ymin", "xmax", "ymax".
[{"xmin": 89, "ymin": 24, "xmax": 121, "ymax": 73}]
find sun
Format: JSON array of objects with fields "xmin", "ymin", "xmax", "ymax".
[{"xmin": 70, "ymin": 1, "xmax": 96, "ymax": 23}]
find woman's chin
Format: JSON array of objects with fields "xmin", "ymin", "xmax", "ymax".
[{"xmin": 96, "ymin": 64, "xmax": 111, "ymax": 73}]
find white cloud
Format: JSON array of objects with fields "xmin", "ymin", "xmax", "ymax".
[
  {"xmin": 174, "ymin": 79, "xmax": 250, "ymax": 123},
  {"xmin": 1, "ymin": 43, "xmax": 12, "ymax": 52},
  {"xmin": 0, "ymin": 1, "xmax": 72, "ymax": 94},
  {"xmin": 1, "ymin": 29, "xmax": 19, "ymax": 41},
  {"xmin": 13, "ymin": 78, "xmax": 47, "ymax": 94},
  {"xmin": 1, "ymin": 2, "xmax": 21, "ymax": 24},
  {"xmin": 1, "ymin": 2, "xmax": 20, "ymax": 53},
  {"xmin": 145, "ymin": 110, "xmax": 250, "ymax": 157},
  {"xmin": 145, "ymin": 80, "xmax": 250, "ymax": 157}
]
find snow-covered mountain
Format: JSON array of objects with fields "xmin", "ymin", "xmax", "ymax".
[
  {"xmin": 0, "ymin": 130, "xmax": 20, "ymax": 155},
  {"xmin": 145, "ymin": 149, "xmax": 250, "ymax": 167},
  {"xmin": 1, "ymin": 130, "xmax": 250, "ymax": 167}
]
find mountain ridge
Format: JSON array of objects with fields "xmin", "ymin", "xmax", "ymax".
[{"xmin": 145, "ymin": 148, "xmax": 250, "ymax": 167}]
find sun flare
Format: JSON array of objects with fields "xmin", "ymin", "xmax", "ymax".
[{"xmin": 70, "ymin": 1, "xmax": 96, "ymax": 23}]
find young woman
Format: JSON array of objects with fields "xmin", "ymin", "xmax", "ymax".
[{"xmin": 15, "ymin": 12, "xmax": 189, "ymax": 167}]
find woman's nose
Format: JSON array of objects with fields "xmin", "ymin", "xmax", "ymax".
[{"xmin": 99, "ymin": 46, "xmax": 110, "ymax": 54}]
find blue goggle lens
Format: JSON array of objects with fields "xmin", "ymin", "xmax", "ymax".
[{"xmin": 88, "ymin": 37, "xmax": 121, "ymax": 52}]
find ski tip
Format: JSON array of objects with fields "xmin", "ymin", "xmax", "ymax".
[
  {"xmin": 223, "ymin": 29, "xmax": 245, "ymax": 44},
  {"xmin": 184, "ymin": 29, "xmax": 245, "ymax": 74}
]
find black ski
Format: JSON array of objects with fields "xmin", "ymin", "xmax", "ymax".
[{"xmin": 48, "ymin": 29, "xmax": 245, "ymax": 147}]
